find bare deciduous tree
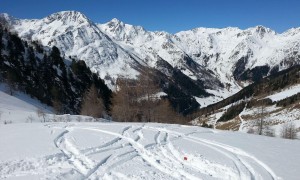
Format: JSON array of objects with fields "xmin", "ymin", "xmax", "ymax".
[
  {"xmin": 154, "ymin": 99, "xmax": 182, "ymax": 124},
  {"xmin": 256, "ymin": 105, "xmax": 265, "ymax": 135},
  {"xmin": 53, "ymin": 99, "xmax": 63, "ymax": 114},
  {"xmin": 52, "ymin": 115, "xmax": 57, "ymax": 122},
  {"xmin": 253, "ymin": 105, "xmax": 274, "ymax": 136},
  {"xmin": 280, "ymin": 122, "xmax": 297, "ymax": 139},
  {"xmin": 248, "ymin": 105, "xmax": 275, "ymax": 136},
  {"xmin": 80, "ymin": 84, "xmax": 105, "ymax": 118},
  {"xmin": 26, "ymin": 115, "xmax": 34, "ymax": 123},
  {"xmin": 136, "ymin": 68, "xmax": 160, "ymax": 122},
  {"xmin": 5, "ymin": 71, "xmax": 17, "ymax": 96},
  {"xmin": 76, "ymin": 116, "xmax": 82, "ymax": 122},
  {"xmin": 112, "ymin": 68, "xmax": 182, "ymax": 123},
  {"xmin": 112, "ymin": 77, "xmax": 139, "ymax": 122},
  {"xmin": 36, "ymin": 108, "xmax": 46, "ymax": 122},
  {"xmin": 65, "ymin": 115, "xmax": 71, "ymax": 122}
]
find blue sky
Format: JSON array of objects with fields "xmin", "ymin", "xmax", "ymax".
[{"xmin": 0, "ymin": 0, "xmax": 299, "ymax": 33}]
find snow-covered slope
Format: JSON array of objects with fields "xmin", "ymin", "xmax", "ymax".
[
  {"xmin": 1, "ymin": 122, "xmax": 300, "ymax": 179},
  {"xmin": 0, "ymin": 62, "xmax": 299, "ymax": 179},
  {"xmin": 175, "ymin": 26, "xmax": 300, "ymax": 84},
  {"xmin": 98, "ymin": 18, "xmax": 222, "ymax": 89},
  {"xmin": 0, "ymin": 11, "xmax": 141, "ymax": 85},
  {"xmin": 0, "ymin": 84, "xmax": 53, "ymax": 123},
  {"xmin": 266, "ymin": 84, "xmax": 300, "ymax": 102},
  {"xmin": 2, "ymin": 11, "xmax": 300, "ymax": 105},
  {"xmin": 193, "ymin": 81, "xmax": 300, "ymax": 137},
  {"xmin": 98, "ymin": 19, "xmax": 300, "ymax": 92},
  {"xmin": 0, "ymin": 83, "xmax": 105, "ymax": 124}
]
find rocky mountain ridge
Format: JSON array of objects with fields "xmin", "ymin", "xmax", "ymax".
[{"xmin": 1, "ymin": 11, "xmax": 300, "ymax": 110}]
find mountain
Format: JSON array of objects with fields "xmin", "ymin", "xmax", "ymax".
[
  {"xmin": 0, "ymin": 23, "xmax": 112, "ymax": 114},
  {"xmin": 0, "ymin": 11, "xmax": 144, "ymax": 83},
  {"xmin": 1, "ymin": 11, "xmax": 300, "ymax": 112},
  {"xmin": 98, "ymin": 19, "xmax": 300, "ymax": 101},
  {"xmin": 191, "ymin": 65, "xmax": 300, "ymax": 136}
]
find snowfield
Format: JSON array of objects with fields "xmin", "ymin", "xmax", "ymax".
[
  {"xmin": 0, "ymin": 85, "xmax": 300, "ymax": 180},
  {"xmin": 266, "ymin": 84, "xmax": 300, "ymax": 102},
  {"xmin": 0, "ymin": 122, "xmax": 300, "ymax": 180}
]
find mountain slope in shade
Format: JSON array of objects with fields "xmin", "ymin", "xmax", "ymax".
[{"xmin": 1, "ymin": 11, "xmax": 300, "ymax": 108}]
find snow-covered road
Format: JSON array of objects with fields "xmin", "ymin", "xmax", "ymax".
[{"xmin": 1, "ymin": 122, "xmax": 299, "ymax": 180}]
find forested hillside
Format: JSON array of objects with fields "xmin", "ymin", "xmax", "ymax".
[
  {"xmin": 192, "ymin": 65, "xmax": 300, "ymax": 138},
  {"xmin": 0, "ymin": 25, "xmax": 112, "ymax": 114}
]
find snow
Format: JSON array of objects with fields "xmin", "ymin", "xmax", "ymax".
[
  {"xmin": 195, "ymin": 88, "xmax": 239, "ymax": 108},
  {"xmin": 3, "ymin": 11, "xmax": 300, "ymax": 104},
  {"xmin": 0, "ymin": 84, "xmax": 53, "ymax": 124},
  {"xmin": 1, "ymin": 122, "xmax": 300, "ymax": 179},
  {"xmin": 266, "ymin": 84, "xmax": 300, "ymax": 102},
  {"xmin": 1, "ymin": 11, "xmax": 300, "ymax": 179},
  {"xmin": 0, "ymin": 85, "xmax": 299, "ymax": 179}
]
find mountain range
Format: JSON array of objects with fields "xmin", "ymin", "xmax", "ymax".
[{"xmin": 1, "ymin": 10, "xmax": 300, "ymax": 111}]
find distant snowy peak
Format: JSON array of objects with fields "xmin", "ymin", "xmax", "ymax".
[
  {"xmin": 0, "ymin": 11, "xmax": 92, "ymax": 29},
  {"xmin": 282, "ymin": 27, "xmax": 300, "ymax": 37},
  {"xmin": 98, "ymin": 18, "xmax": 153, "ymax": 44},
  {"xmin": 0, "ymin": 13, "xmax": 24, "ymax": 27},
  {"xmin": 45, "ymin": 11, "xmax": 91, "ymax": 25},
  {"xmin": 0, "ymin": 13, "xmax": 15, "ymax": 22},
  {"xmin": 175, "ymin": 26, "xmax": 276, "ymax": 40}
]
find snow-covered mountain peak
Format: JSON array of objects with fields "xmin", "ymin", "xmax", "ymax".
[
  {"xmin": 3, "ymin": 11, "xmax": 300, "ymax": 109},
  {"xmin": 105, "ymin": 18, "xmax": 146, "ymax": 32},
  {"xmin": 108, "ymin": 18, "xmax": 124, "ymax": 26},
  {"xmin": 0, "ymin": 13, "xmax": 13, "ymax": 20},
  {"xmin": 282, "ymin": 27, "xmax": 300, "ymax": 37},
  {"xmin": 44, "ymin": 11, "xmax": 92, "ymax": 26},
  {"xmin": 0, "ymin": 13, "xmax": 20, "ymax": 25},
  {"xmin": 0, "ymin": 11, "xmax": 142, "ymax": 86},
  {"xmin": 98, "ymin": 18, "xmax": 153, "ymax": 44},
  {"xmin": 101, "ymin": 18, "xmax": 127, "ymax": 36},
  {"xmin": 245, "ymin": 25, "xmax": 276, "ymax": 38}
]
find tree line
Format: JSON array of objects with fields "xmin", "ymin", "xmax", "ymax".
[{"xmin": 0, "ymin": 25, "xmax": 184, "ymax": 124}]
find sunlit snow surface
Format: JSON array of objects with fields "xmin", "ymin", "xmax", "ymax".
[
  {"xmin": 0, "ymin": 85, "xmax": 300, "ymax": 179},
  {"xmin": 1, "ymin": 123, "xmax": 300, "ymax": 180},
  {"xmin": 266, "ymin": 84, "xmax": 300, "ymax": 102}
]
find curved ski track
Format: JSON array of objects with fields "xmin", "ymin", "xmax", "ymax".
[{"xmin": 0, "ymin": 124, "xmax": 280, "ymax": 180}]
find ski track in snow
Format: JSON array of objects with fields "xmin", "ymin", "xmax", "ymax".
[
  {"xmin": 0, "ymin": 124, "xmax": 280, "ymax": 180},
  {"xmin": 144, "ymin": 126, "xmax": 278, "ymax": 180}
]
